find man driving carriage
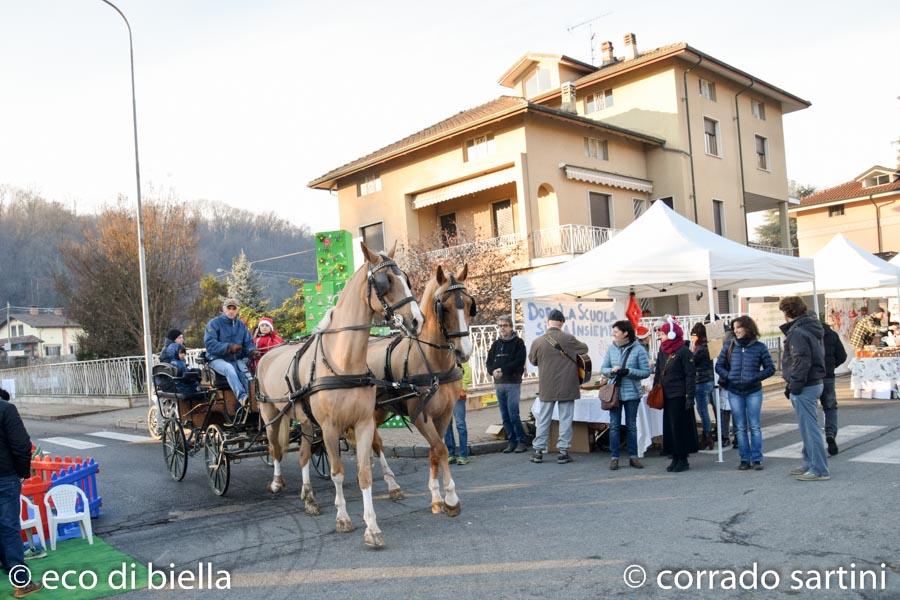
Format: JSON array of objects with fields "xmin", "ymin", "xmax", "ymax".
[{"xmin": 204, "ymin": 298, "xmax": 255, "ymax": 419}]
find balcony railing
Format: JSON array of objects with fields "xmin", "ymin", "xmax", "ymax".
[
  {"xmin": 423, "ymin": 232, "xmax": 525, "ymax": 261},
  {"xmin": 748, "ymin": 242, "xmax": 797, "ymax": 256},
  {"xmin": 532, "ymin": 224, "xmax": 616, "ymax": 258}
]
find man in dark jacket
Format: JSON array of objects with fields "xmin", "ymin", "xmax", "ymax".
[
  {"xmin": 204, "ymin": 298, "xmax": 255, "ymax": 418},
  {"xmin": 779, "ymin": 297, "xmax": 829, "ymax": 481},
  {"xmin": 527, "ymin": 309, "xmax": 589, "ymax": 464},
  {"xmin": 486, "ymin": 315, "xmax": 528, "ymax": 453},
  {"xmin": 0, "ymin": 387, "xmax": 42, "ymax": 597},
  {"xmin": 821, "ymin": 322, "xmax": 847, "ymax": 456}
]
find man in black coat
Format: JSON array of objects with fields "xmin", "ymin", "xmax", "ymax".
[
  {"xmin": 485, "ymin": 315, "xmax": 528, "ymax": 453},
  {"xmin": 0, "ymin": 387, "xmax": 42, "ymax": 596},
  {"xmin": 821, "ymin": 322, "xmax": 848, "ymax": 456}
]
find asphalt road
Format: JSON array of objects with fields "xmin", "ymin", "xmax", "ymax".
[{"xmin": 20, "ymin": 396, "xmax": 900, "ymax": 600}]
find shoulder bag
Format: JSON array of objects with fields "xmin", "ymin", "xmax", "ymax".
[
  {"xmin": 598, "ymin": 345, "xmax": 634, "ymax": 411},
  {"xmin": 647, "ymin": 352, "xmax": 674, "ymax": 410}
]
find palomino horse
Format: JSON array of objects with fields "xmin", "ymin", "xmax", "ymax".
[
  {"xmin": 300, "ymin": 264, "xmax": 475, "ymax": 517},
  {"xmin": 255, "ymin": 242, "xmax": 423, "ymax": 549}
]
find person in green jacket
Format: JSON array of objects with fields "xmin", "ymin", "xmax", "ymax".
[{"xmin": 445, "ymin": 362, "xmax": 472, "ymax": 465}]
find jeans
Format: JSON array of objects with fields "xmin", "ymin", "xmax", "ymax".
[
  {"xmin": 819, "ymin": 378, "xmax": 838, "ymax": 439},
  {"xmin": 729, "ymin": 389, "xmax": 764, "ymax": 463},
  {"xmin": 0, "ymin": 475, "xmax": 24, "ymax": 571},
  {"xmin": 790, "ymin": 383, "xmax": 829, "ymax": 476},
  {"xmin": 209, "ymin": 358, "xmax": 250, "ymax": 403},
  {"xmin": 608, "ymin": 400, "xmax": 639, "ymax": 458},
  {"xmin": 495, "ymin": 383, "xmax": 525, "ymax": 444},
  {"xmin": 694, "ymin": 381, "xmax": 713, "ymax": 435},
  {"xmin": 533, "ymin": 401, "xmax": 574, "ymax": 452},
  {"xmin": 444, "ymin": 399, "xmax": 469, "ymax": 458}
]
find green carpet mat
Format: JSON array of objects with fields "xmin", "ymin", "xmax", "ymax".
[{"xmin": 0, "ymin": 537, "xmax": 148, "ymax": 599}]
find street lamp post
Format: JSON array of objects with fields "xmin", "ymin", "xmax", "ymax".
[{"xmin": 99, "ymin": 0, "xmax": 154, "ymax": 407}]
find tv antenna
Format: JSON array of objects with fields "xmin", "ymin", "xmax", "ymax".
[{"xmin": 566, "ymin": 12, "xmax": 613, "ymax": 65}]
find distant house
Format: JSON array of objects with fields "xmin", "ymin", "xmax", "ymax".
[
  {"xmin": 0, "ymin": 308, "xmax": 83, "ymax": 366},
  {"xmin": 791, "ymin": 165, "xmax": 900, "ymax": 257}
]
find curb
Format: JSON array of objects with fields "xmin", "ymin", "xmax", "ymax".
[
  {"xmin": 17, "ymin": 407, "xmax": 122, "ymax": 422},
  {"xmin": 385, "ymin": 440, "xmax": 508, "ymax": 459}
]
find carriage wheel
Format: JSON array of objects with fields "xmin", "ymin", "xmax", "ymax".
[
  {"xmin": 147, "ymin": 405, "xmax": 162, "ymax": 440},
  {"xmin": 311, "ymin": 441, "xmax": 331, "ymax": 480},
  {"xmin": 162, "ymin": 419, "xmax": 188, "ymax": 481},
  {"xmin": 204, "ymin": 425, "xmax": 231, "ymax": 496}
]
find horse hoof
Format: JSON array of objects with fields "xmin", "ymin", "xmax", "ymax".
[
  {"xmin": 336, "ymin": 517, "xmax": 356, "ymax": 533},
  {"xmin": 444, "ymin": 501, "xmax": 462, "ymax": 517},
  {"xmin": 304, "ymin": 502, "xmax": 321, "ymax": 517},
  {"xmin": 388, "ymin": 488, "xmax": 405, "ymax": 501},
  {"xmin": 268, "ymin": 476, "xmax": 284, "ymax": 494},
  {"xmin": 431, "ymin": 501, "xmax": 443, "ymax": 515},
  {"xmin": 363, "ymin": 530, "xmax": 385, "ymax": 549}
]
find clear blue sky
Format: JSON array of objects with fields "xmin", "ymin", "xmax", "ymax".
[{"xmin": 1, "ymin": 0, "xmax": 897, "ymax": 234}]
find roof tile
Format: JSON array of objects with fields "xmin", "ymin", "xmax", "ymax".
[{"xmin": 797, "ymin": 178, "xmax": 900, "ymax": 209}]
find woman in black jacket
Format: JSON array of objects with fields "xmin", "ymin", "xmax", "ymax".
[
  {"xmin": 655, "ymin": 319, "xmax": 698, "ymax": 472},
  {"xmin": 690, "ymin": 323, "xmax": 714, "ymax": 450}
]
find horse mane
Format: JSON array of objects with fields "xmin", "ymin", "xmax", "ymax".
[{"xmin": 420, "ymin": 275, "xmax": 443, "ymax": 323}]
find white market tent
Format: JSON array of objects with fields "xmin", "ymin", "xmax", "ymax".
[
  {"xmin": 737, "ymin": 234, "xmax": 900, "ymax": 299},
  {"xmin": 821, "ymin": 252, "xmax": 900, "ymax": 300},
  {"xmin": 511, "ymin": 200, "xmax": 816, "ymax": 302},
  {"xmin": 511, "ymin": 201, "xmax": 816, "ymax": 463}
]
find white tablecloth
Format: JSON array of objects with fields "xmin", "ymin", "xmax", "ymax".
[
  {"xmin": 531, "ymin": 395, "xmax": 664, "ymax": 457},
  {"xmin": 849, "ymin": 357, "xmax": 900, "ymax": 399}
]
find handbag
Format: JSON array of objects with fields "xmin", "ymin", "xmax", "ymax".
[
  {"xmin": 647, "ymin": 353, "xmax": 675, "ymax": 410},
  {"xmin": 599, "ymin": 345, "xmax": 634, "ymax": 410}
]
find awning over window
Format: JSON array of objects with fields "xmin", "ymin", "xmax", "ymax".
[
  {"xmin": 560, "ymin": 164, "xmax": 653, "ymax": 194},
  {"xmin": 412, "ymin": 167, "xmax": 517, "ymax": 209}
]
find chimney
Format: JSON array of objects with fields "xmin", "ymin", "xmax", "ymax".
[
  {"xmin": 624, "ymin": 33, "xmax": 638, "ymax": 60},
  {"xmin": 600, "ymin": 41, "xmax": 615, "ymax": 65},
  {"xmin": 560, "ymin": 81, "xmax": 577, "ymax": 113},
  {"xmin": 29, "ymin": 306, "xmax": 38, "ymax": 316}
]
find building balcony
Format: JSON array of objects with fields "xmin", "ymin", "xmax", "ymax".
[
  {"xmin": 532, "ymin": 224, "xmax": 617, "ymax": 258},
  {"xmin": 748, "ymin": 242, "xmax": 798, "ymax": 256},
  {"xmin": 423, "ymin": 232, "xmax": 526, "ymax": 261}
]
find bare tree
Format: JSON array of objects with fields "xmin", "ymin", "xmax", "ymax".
[
  {"xmin": 56, "ymin": 201, "xmax": 201, "ymax": 358},
  {"xmin": 397, "ymin": 229, "xmax": 528, "ymax": 324}
]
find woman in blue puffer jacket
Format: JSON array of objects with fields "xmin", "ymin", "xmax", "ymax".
[
  {"xmin": 714, "ymin": 315, "xmax": 775, "ymax": 471},
  {"xmin": 601, "ymin": 320, "xmax": 651, "ymax": 470}
]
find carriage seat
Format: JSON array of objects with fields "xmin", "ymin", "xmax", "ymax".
[
  {"xmin": 152, "ymin": 364, "xmax": 207, "ymax": 402},
  {"xmin": 196, "ymin": 351, "xmax": 231, "ymax": 390}
]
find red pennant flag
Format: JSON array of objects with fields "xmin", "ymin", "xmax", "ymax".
[{"xmin": 626, "ymin": 292, "xmax": 642, "ymax": 328}]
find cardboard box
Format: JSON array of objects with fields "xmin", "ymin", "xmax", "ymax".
[{"xmin": 548, "ymin": 420, "xmax": 592, "ymax": 453}]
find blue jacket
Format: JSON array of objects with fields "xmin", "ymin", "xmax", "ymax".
[
  {"xmin": 600, "ymin": 341, "xmax": 651, "ymax": 401},
  {"xmin": 714, "ymin": 337, "xmax": 775, "ymax": 394},
  {"xmin": 204, "ymin": 314, "xmax": 255, "ymax": 362},
  {"xmin": 159, "ymin": 342, "xmax": 180, "ymax": 364}
]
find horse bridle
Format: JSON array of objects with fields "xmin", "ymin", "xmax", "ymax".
[
  {"xmin": 366, "ymin": 257, "xmax": 416, "ymax": 331},
  {"xmin": 433, "ymin": 274, "xmax": 477, "ymax": 342}
]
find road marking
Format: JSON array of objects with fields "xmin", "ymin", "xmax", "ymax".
[
  {"xmin": 850, "ymin": 439, "xmax": 900, "ymax": 464},
  {"xmin": 699, "ymin": 423, "xmax": 798, "ymax": 453},
  {"xmin": 39, "ymin": 437, "xmax": 104, "ymax": 450},
  {"xmin": 87, "ymin": 431, "xmax": 153, "ymax": 443},
  {"xmin": 766, "ymin": 425, "xmax": 885, "ymax": 459}
]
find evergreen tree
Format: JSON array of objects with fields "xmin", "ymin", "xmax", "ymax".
[
  {"xmin": 184, "ymin": 275, "xmax": 228, "ymax": 348},
  {"xmin": 226, "ymin": 250, "xmax": 266, "ymax": 311}
]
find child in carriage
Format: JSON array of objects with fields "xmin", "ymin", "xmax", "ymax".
[
  {"xmin": 162, "ymin": 342, "xmax": 203, "ymax": 396},
  {"xmin": 250, "ymin": 317, "xmax": 284, "ymax": 372}
]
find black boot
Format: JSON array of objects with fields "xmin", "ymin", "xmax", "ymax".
[
  {"xmin": 673, "ymin": 455, "xmax": 690, "ymax": 472},
  {"xmin": 666, "ymin": 457, "xmax": 678, "ymax": 472}
]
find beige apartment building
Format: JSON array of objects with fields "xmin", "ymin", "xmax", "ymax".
[
  {"xmin": 791, "ymin": 165, "xmax": 900, "ymax": 257},
  {"xmin": 309, "ymin": 34, "xmax": 809, "ymax": 315}
]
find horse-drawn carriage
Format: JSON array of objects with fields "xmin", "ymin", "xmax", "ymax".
[
  {"xmin": 152, "ymin": 353, "xmax": 332, "ymax": 496},
  {"xmin": 153, "ymin": 243, "xmax": 477, "ymax": 549}
]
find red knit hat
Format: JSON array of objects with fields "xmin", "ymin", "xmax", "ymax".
[{"xmin": 258, "ymin": 317, "xmax": 274, "ymax": 330}]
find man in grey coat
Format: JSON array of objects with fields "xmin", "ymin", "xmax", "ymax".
[{"xmin": 528, "ymin": 309, "xmax": 589, "ymax": 464}]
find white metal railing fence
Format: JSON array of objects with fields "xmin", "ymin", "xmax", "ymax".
[
  {"xmin": 532, "ymin": 224, "xmax": 616, "ymax": 258},
  {"xmin": 3, "ymin": 356, "xmax": 149, "ymax": 397},
  {"xmin": 748, "ymin": 242, "xmax": 797, "ymax": 256}
]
